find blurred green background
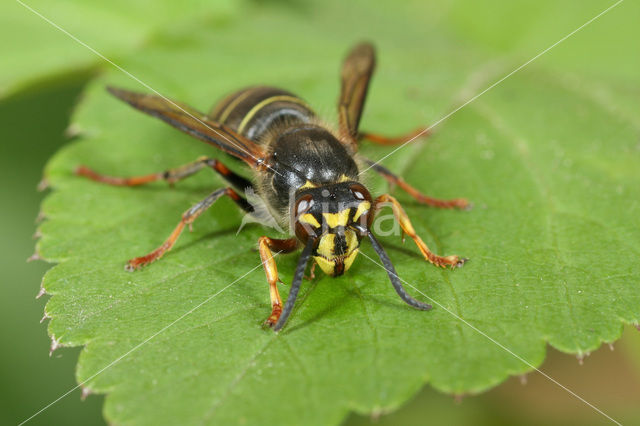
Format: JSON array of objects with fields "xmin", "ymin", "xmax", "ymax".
[{"xmin": 2, "ymin": 0, "xmax": 640, "ymax": 425}]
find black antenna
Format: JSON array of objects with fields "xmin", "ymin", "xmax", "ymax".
[
  {"xmin": 274, "ymin": 239, "xmax": 315, "ymax": 331},
  {"xmin": 366, "ymin": 231, "xmax": 432, "ymax": 310}
]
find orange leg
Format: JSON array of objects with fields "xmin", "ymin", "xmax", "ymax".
[
  {"xmin": 358, "ymin": 127, "xmax": 430, "ymax": 145},
  {"xmin": 364, "ymin": 159, "xmax": 470, "ymax": 209},
  {"xmin": 75, "ymin": 156, "xmax": 252, "ymax": 190},
  {"xmin": 373, "ymin": 194, "xmax": 466, "ymax": 268},
  {"xmin": 126, "ymin": 187, "xmax": 251, "ymax": 271},
  {"xmin": 258, "ymin": 237, "xmax": 299, "ymax": 327}
]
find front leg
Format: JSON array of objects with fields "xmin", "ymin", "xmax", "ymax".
[
  {"xmin": 373, "ymin": 194, "xmax": 466, "ymax": 268},
  {"xmin": 258, "ymin": 237, "xmax": 299, "ymax": 327}
]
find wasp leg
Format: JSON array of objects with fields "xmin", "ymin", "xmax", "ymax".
[
  {"xmin": 126, "ymin": 187, "xmax": 252, "ymax": 271},
  {"xmin": 364, "ymin": 158, "xmax": 470, "ymax": 209},
  {"xmin": 373, "ymin": 194, "xmax": 466, "ymax": 268},
  {"xmin": 258, "ymin": 237, "xmax": 299, "ymax": 327},
  {"xmin": 358, "ymin": 127, "xmax": 430, "ymax": 146},
  {"xmin": 75, "ymin": 156, "xmax": 252, "ymax": 191}
]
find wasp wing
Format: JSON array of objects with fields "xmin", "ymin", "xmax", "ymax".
[
  {"xmin": 107, "ymin": 87, "xmax": 267, "ymax": 168},
  {"xmin": 337, "ymin": 42, "xmax": 376, "ymax": 150}
]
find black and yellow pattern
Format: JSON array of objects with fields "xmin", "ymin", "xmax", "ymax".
[{"xmin": 77, "ymin": 42, "xmax": 467, "ymax": 332}]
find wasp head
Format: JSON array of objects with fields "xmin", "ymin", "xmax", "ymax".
[{"xmin": 292, "ymin": 181, "xmax": 372, "ymax": 276}]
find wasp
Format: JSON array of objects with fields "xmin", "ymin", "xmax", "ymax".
[{"xmin": 76, "ymin": 43, "xmax": 469, "ymax": 331}]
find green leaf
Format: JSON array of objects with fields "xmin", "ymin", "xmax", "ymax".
[
  {"xmin": 0, "ymin": 0, "xmax": 237, "ymax": 98},
  {"xmin": 36, "ymin": 0, "xmax": 640, "ymax": 424}
]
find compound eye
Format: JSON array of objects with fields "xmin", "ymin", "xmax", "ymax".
[
  {"xmin": 293, "ymin": 194, "xmax": 318, "ymax": 242},
  {"xmin": 350, "ymin": 183, "xmax": 371, "ymax": 201},
  {"xmin": 295, "ymin": 194, "xmax": 313, "ymax": 217}
]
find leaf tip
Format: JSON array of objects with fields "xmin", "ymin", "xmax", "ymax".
[
  {"xmin": 576, "ymin": 351, "xmax": 590, "ymax": 365},
  {"xmin": 27, "ymin": 252, "xmax": 42, "ymax": 263},
  {"xmin": 37, "ymin": 178, "xmax": 50, "ymax": 192},
  {"xmin": 65, "ymin": 123, "xmax": 83, "ymax": 138},
  {"xmin": 519, "ymin": 374, "xmax": 528, "ymax": 385},
  {"xmin": 35, "ymin": 210, "xmax": 47, "ymax": 224},
  {"xmin": 35, "ymin": 287, "xmax": 46, "ymax": 299},
  {"xmin": 49, "ymin": 337, "xmax": 60, "ymax": 357},
  {"xmin": 369, "ymin": 408, "xmax": 383, "ymax": 422},
  {"xmin": 80, "ymin": 386, "xmax": 92, "ymax": 401}
]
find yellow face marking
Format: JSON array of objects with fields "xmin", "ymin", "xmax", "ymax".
[
  {"xmin": 299, "ymin": 180, "xmax": 318, "ymax": 190},
  {"xmin": 343, "ymin": 248, "xmax": 359, "ymax": 271},
  {"xmin": 315, "ymin": 233, "xmax": 335, "ymax": 259},
  {"xmin": 299, "ymin": 213, "xmax": 321, "ymax": 228},
  {"xmin": 352, "ymin": 201, "xmax": 371, "ymax": 222},
  {"xmin": 237, "ymin": 95, "xmax": 311, "ymax": 134},
  {"xmin": 313, "ymin": 229, "xmax": 360, "ymax": 276},
  {"xmin": 322, "ymin": 209, "xmax": 351, "ymax": 229},
  {"xmin": 344, "ymin": 229, "xmax": 358, "ymax": 253},
  {"xmin": 338, "ymin": 174, "xmax": 351, "ymax": 183},
  {"xmin": 313, "ymin": 255, "xmax": 336, "ymax": 276}
]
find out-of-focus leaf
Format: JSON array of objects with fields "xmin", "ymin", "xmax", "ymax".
[{"xmin": 0, "ymin": 0, "xmax": 236, "ymax": 97}]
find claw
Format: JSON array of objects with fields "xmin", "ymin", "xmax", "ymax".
[
  {"xmin": 263, "ymin": 306, "xmax": 282, "ymax": 329},
  {"xmin": 454, "ymin": 257, "xmax": 469, "ymax": 268},
  {"xmin": 263, "ymin": 317, "xmax": 277, "ymax": 329},
  {"xmin": 431, "ymin": 255, "xmax": 467, "ymax": 269},
  {"xmin": 125, "ymin": 248, "xmax": 163, "ymax": 271},
  {"xmin": 125, "ymin": 260, "xmax": 143, "ymax": 272}
]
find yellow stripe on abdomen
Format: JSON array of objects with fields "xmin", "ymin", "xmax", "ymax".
[{"xmin": 237, "ymin": 95, "xmax": 311, "ymax": 134}]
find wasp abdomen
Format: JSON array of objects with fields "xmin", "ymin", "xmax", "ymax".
[{"xmin": 209, "ymin": 86, "xmax": 316, "ymax": 142}]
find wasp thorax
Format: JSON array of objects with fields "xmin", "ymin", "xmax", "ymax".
[{"xmin": 292, "ymin": 181, "xmax": 372, "ymax": 276}]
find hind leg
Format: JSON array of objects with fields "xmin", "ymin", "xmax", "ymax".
[
  {"xmin": 76, "ymin": 156, "xmax": 252, "ymax": 191},
  {"xmin": 363, "ymin": 158, "xmax": 470, "ymax": 209}
]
